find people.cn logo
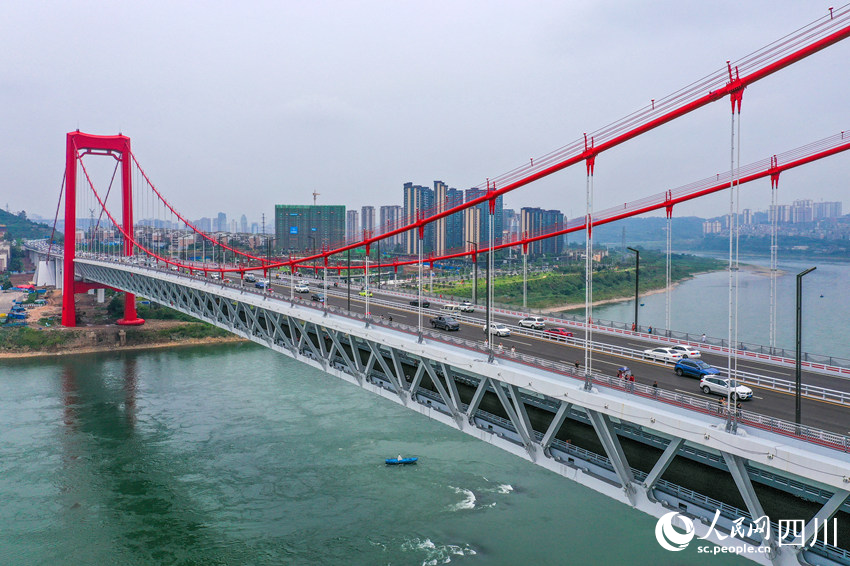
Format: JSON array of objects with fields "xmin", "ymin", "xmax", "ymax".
[{"xmin": 655, "ymin": 512, "xmax": 696, "ymax": 552}]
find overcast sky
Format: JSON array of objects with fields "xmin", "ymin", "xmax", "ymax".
[{"xmin": 2, "ymin": 1, "xmax": 848, "ymax": 227}]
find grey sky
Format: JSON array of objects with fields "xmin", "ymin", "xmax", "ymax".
[{"xmin": 2, "ymin": 1, "xmax": 848, "ymax": 227}]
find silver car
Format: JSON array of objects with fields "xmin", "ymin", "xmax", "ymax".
[{"xmin": 699, "ymin": 376, "xmax": 753, "ymax": 401}]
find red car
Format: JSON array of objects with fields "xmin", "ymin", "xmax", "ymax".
[{"xmin": 544, "ymin": 328, "xmax": 574, "ymax": 339}]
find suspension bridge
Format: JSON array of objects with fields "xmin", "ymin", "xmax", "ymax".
[{"xmin": 26, "ymin": 7, "xmax": 850, "ymax": 565}]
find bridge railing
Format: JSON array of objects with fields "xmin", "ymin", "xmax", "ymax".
[{"xmin": 303, "ymin": 286, "xmax": 850, "ymax": 407}]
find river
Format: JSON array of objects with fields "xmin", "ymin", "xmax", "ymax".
[
  {"xmin": 0, "ymin": 344, "xmax": 746, "ymax": 565},
  {"xmin": 587, "ymin": 255, "xmax": 850, "ymax": 361}
]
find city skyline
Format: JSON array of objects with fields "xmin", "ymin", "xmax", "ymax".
[{"xmin": 3, "ymin": 2, "xmax": 849, "ymax": 224}]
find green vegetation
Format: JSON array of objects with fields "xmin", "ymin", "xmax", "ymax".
[
  {"xmin": 0, "ymin": 209, "xmax": 54, "ymax": 241},
  {"xmin": 432, "ymin": 250, "xmax": 723, "ymax": 309},
  {"xmin": 123, "ymin": 324, "xmax": 229, "ymax": 344},
  {"xmin": 0, "ymin": 327, "xmax": 71, "ymax": 350}
]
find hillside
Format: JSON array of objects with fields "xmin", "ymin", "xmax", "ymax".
[{"xmin": 0, "ymin": 209, "xmax": 54, "ymax": 240}]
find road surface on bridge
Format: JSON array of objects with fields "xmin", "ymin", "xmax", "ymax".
[{"xmin": 219, "ymin": 272, "xmax": 850, "ymax": 436}]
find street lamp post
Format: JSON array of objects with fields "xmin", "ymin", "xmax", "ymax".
[
  {"xmin": 627, "ymin": 247, "xmax": 640, "ymax": 331},
  {"xmin": 796, "ymin": 266, "xmax": 816, "ymax": 427}
]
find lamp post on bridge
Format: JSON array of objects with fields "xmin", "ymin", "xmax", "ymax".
[
  {"xmin": 627, "ymin": 247, "xmax": 640, "ymax": 331},
  {"xmin": 795, "ymin": 266, "xmax": 816, "ymax": 430}
]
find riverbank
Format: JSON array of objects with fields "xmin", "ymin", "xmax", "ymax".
[
  {"xmin": 545, "ymin": 263, "xmax": 769, "ymax": 314},
  {"xmin": 0, "ymin": 288, "xmax": 247, "ymax": 359},
  {"xmin": 0, "ymin": 332, "xmax": 248, "ymax": 360}
]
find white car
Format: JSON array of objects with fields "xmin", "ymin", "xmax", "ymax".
[
  {"xmin": 700, "ymin": 376, "xmax": 753, "ymax": 401},
  {"xmin": 518, "ymin": 316, "xmax": 545, "ymax": 329},
  {"xmin": 294, "ymin": 284, "xmax": 310, "ymax": 293},
  {"xmin": 209, "ymin": 273, "xmax": 221, "ymax": 280},
  {"xmin": 670, "ymin": 344, "xmax": 701, "ymax": 359},
  {"xmin": 484, "ymin": 322, "xmax": 511, "ymax": 337},
  {"xmin": 642, "ymin": 347, "xmax": 683, "ymax": 363},
  {"xmin": 459, "ymin": 301, "xmax": 475, "ymax": 313}
]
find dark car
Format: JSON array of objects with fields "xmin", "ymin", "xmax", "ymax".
[
  {"xmin": 410, "ymin": 299, "xmax": 431, "ymax": 308},
  {"xmin": 430, "ymin": 315, "xmax": 460, "ymax": 331},
  {"xmin": 674, "ymin": 359, "xmax": 720, "ymax": 378},
  {"xmin": 310, "ymin": 293, "xmax": 325, "ymax": 303},
  {"xmin": 544, "ymin": 328, "xmax": 574, "ymax": 339}
]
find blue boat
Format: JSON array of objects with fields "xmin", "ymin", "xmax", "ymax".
[{"xmin": 385, "ymin": 457, "xmax": 418, "ymax": 465}]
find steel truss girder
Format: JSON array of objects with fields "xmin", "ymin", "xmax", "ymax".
[
  {"xmin": 439, "ymin": 363, "xmax": 462, "ymax": 415},
  {"xmin": 366, "ymin": 341, "xmax": 405, "ymax": 402},
  {"xmin": 489, "ymin": 378, "xmax": 536, "ymax": 459},
  {"xmin": 326, "ymin": 329, "xmax": 357, "ymax": 377},
  {"xmin": 587, "ymin": 409, "xmax": 636, "ymax": 504},
  {"xmin": 799, "ymin": 489, "xmax": 850, "ymax": 552},
  {"xmin": 541, "ymin": 401, "xmax": 571, "ymax": 456},
  {"xmin": 418, "ymin": 357, "xmax": 461, "ymax": 425},
  {"xmin": 409, "ymin": 363, "xmax": 426, "ymax": 397},
  {"xmin": 465, "ymin": 376, "xmax": 489, "ymax": 424},
  {"xmin": 290, "ymin": 318, "xmax": 325, "ymax": 366},
  {"xmin": 722, "ymin": 452, "xmax": 777, "ymax": 557},
  {"xmin": 643, "ymin": 437, "xmax": 684, "ymax": 503}
]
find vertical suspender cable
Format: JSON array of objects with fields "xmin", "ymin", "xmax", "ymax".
[
  {"xmin": 666, "ymin": 214, "xmax": 672, "ymax": 334},
  {"xmin": 769, "ymin": 174, "xmax": 778, "ymax": 352},
  {"xmin": 584, "ymin": 167, "xmax": 593, "ymax": 381}
]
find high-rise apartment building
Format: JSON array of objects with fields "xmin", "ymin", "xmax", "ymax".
[
  {"xmin": 275, "ymin": 205, "xmax": 345, "ymax": 253},
  {"xmin": 464, "ymin": 188, "xmax": 503, "ymax": 247},
  {"xmin": 463, "ymin": 207, "xmax": 481, "ymax": 253},
  {"xmin": 813, "ymin": 201, "xmax": 842, "ymax": 220},
  {"xmin": 346, "ymin": 210, "xmax": 359, "ymax": 241},
  {"xmin": 361, "ymin": 206, "xmax": 375, "ymax": 237},
  {"xmin": 403, "ymin": 182, "xmax": 434, "ymax": 254},
  {"xmin": 379, "ymin": 205, "xmax": 404, "ymax": 247},
  {"xmin": 216, "ymin": 212, "xmax": 227, "ymax": 232},
  {"xmin": 521, "ymin": 207, "xmax": 564, "ymax": 255},
  {"xmin": 433, "ymin": 181, "xmax": 465, "ymax": 255},
  {"xmin": 240, "ymin": 214, "xmax": 248, "ymax": 233},
  {"xmin": 446, "ymin": 188, "xmax": 464, "ymax": 251},
  {"xmin": 791, "ymin": 199, "xmax": 814, "ymax": 224}
]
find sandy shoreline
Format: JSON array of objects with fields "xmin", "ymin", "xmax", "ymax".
[{"xmin": 0, "ymin": 335, "xmax": 248, "ymax": 361}]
